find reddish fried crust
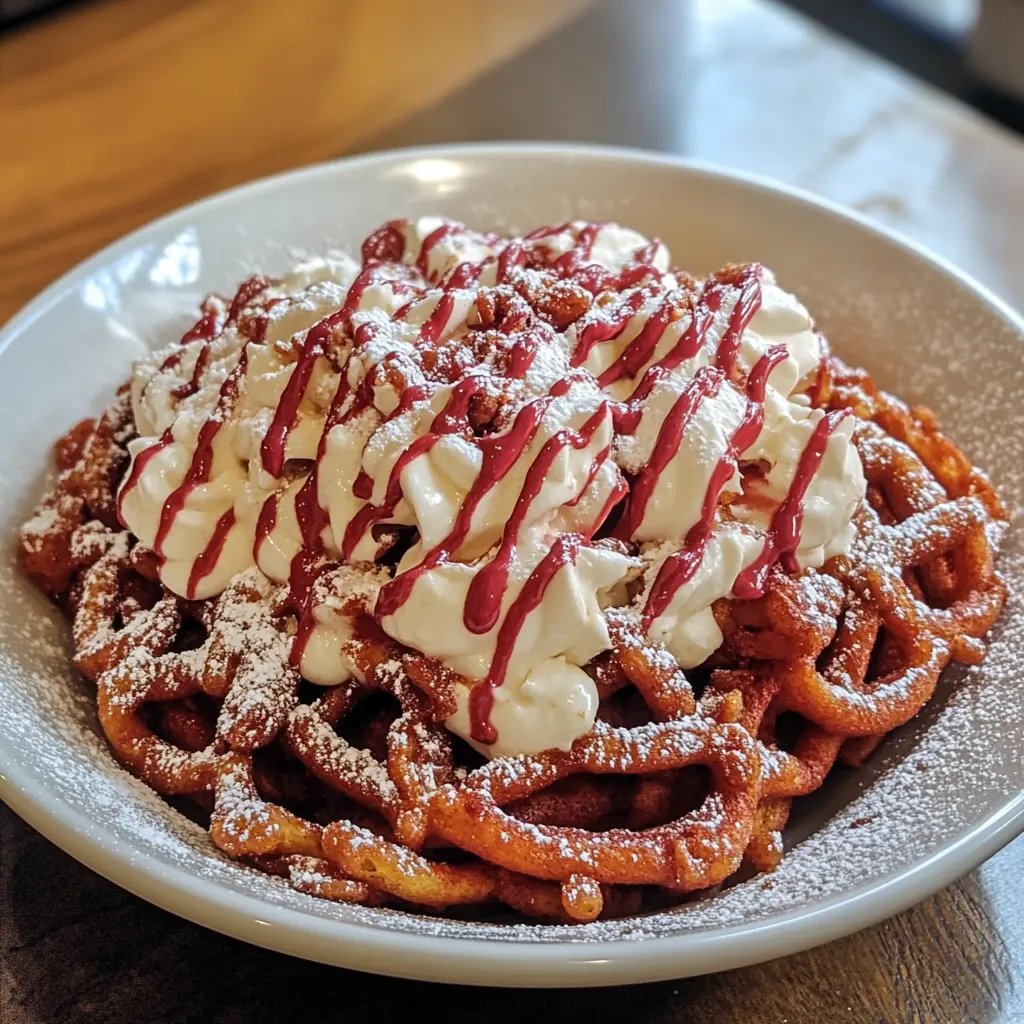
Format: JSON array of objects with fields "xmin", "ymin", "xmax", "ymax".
[{"xmin": 17, "ymin": 353, "xmax": 1006, "ymax": 923}]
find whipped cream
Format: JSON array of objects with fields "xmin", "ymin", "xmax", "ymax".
[{"xmin": 119, "ymin": 217, "xmax": 865, "ymax": 759}]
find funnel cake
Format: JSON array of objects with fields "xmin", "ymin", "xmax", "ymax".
[{"xmin": 19, "ymin": 218, "xmax": 1006, "ymax": 923}]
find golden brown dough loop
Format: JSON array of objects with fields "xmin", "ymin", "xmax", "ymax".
[
  {"xmin": 20, "ymin": 280, "xmax": 1009, "ymax": 922},
  {"xmin": 286, "ymin": 637, "xmax": 454, "ymax": 852},
  {"xmin": 430, "ymin": 718, "xmax": 759, "ymax": 890},
  {"xmin": 210, "ymin": 755, "xmax": 322, "ymax": 859},
  {"xmin": 322, "ymin": 820, "xmax": 497, "ymax": 907},
  {"xmin": 247, "ymin": 854, "xmax": 384, "ymax": 904},
  {"xmin": 605, "ymin": 608, "xmax": 697, "ymax": 720}
]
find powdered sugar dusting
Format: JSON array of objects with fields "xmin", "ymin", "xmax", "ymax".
[
  {"xmin": 289, "ymin": 703, "xmax": 398, "ymax": 801},
  {"xmin": 208, "ymin": 569, "xmax": 299, "ymax": 750},
  {"xmin": 2, "ymin": 177, "xmax": 1024, "ymax": 948},
  {"xmin": 2, "ymin": 520, "xmax": 1020, "ymax": 942}
]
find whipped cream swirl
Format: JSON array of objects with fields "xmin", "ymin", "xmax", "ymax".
[{"xmin": 119, "ymin": 217, "xmax": 865, "ymax": 758}]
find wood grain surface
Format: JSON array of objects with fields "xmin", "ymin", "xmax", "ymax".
[
  {"xmin": 0, "ymin": 0, "xmax": 588, "ymax": 323},
  {"xmin": 2, "ymin": 1, "xmax": 1024, "ymax": 1021}
]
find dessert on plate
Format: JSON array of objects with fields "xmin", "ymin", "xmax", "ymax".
[{"xmin": 19, "ymin": 217, "xmax": 1007, "ymax": 923}]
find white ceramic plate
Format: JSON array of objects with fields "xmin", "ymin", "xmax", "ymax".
[{"xmin": 1, "ymin": 144, "xmax": 1022, "ymax": 988}]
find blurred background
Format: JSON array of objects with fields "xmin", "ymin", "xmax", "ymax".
[
  {"xmin": 4, "ymin": 0, "xmax": 1023, "ymax": 119},
  {"xmin": 2, "ymin": 0, "xmax": 1023, "ymax": 324}
]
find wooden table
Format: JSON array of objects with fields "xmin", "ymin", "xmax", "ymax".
[{"xmin": 2, "ymin": 1, "xmax": 1023, "ymax": 1020}]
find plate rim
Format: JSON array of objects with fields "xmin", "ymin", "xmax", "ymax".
[{"xmin": 1, "ymin": 140, "xmax": 1022, "ymax": 987}]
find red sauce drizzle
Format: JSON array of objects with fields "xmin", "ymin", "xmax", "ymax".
[
  {"xmin": 468, "ymin": 534, "xmax": 582, "ymax": 744},
  {"xmin": 416, "ymin": 222, "xmax": 468, "ymax": 281},
  {"xmin": 551, "ymin": 223, "xmax": 601, "ymax": 275},
  {"xmin": 595, "ymin": 290, "xmax": 679, "ymax": 388},
  {"xmin": 253, "ymin": 491, "xmax": 279, "ymax": 565},
  {"xmin": 227, "ymin": 275, "xmax": 277, "ymax": 324},
  {"xmin": 127, "ymin": 219, "xmax": 835, "ymax": 749},
  {"xmin": 151, "ymin": 349, "xmax": 250, "ymax": 558},
  {"xmin": 631, "ymin": 239, "xmax": 661, "ymax": 267},
  {"xmin": 505, "ymin": 332, "xmax": 540, "ymax": 379},
  {"xmin": 342, "ymin": 376, "xmax": 485, "ymax": 562},
  {"xmin": 613, "ymin": 366, "xmax": 724, "ymax": 541},
  {"xmin": 266, "ymin": 252, "xmax": 448, "ymax": 667},
  {"xmin": 574, "ymin": 263, "xmax": 764, "ymax": 403},
  {"xmin": 712, "ymin": 264, "xmax": 763, "ymax": 378},
  {"xmin": 171, "ymin": 344, "xmax": 210, "ymax": 400},
  {"xmin": 159, "ymin": 278, "xmax": 272, "ymax": 394},
  {"xmin": 522, "ymin": 222, "xmax": 571, "ymax": 242},
  {"xmin": 352, "ymin": 469, "xmax": 374, "ymax": 500},
  {"xmin": 346, "ymin": 262, "xmax": 420, "ymax": 319},
  {"xmin": 287, "ymin": 475, "xmax": 333, "ymax": 665},
  {"xmin": 361, "ymin": 220, "xmax": 408, "ymax": 264},
  {"xmin": 446, "ymin": 262, "xmax": 481, "ymax": 289},
  {"xmin": 259, "ymin": 311, "xmax": 344, "ymax": 479},
  {"xmin": 119, "ymin": 345, "xmax": 249, "ymax": 594},
  {"xmin": 186, "ymin": 508, "xmax": 236, "ymax": 599},
  {"xmin": 463, "ymin": 403, "xmax": 610, "ymax": 635},
  {"xmin": 158, "ymin": 295, "xmax": 227, "ymax": 376},
  {"xmin": 566, "ymin": 444, "xmax": 612, "ymax": 512},
  {"xmin": 236, "ymin": 295, "xmax": 290, "ymax": 345},
  {"xmin": 116, "ymin": 427, "xmax": 173, "ymax": 528},
  {"xmin": 124, "ymin": 289, "xmax": 245, "ymax": 529},
  {"xmin": 640, "ymin": 347, "xmax": 786, "ymax": 629},
  {"xmin": 732, "ymin": 408, "xmax": 850, "ymax": 599},
  {"xmin": 149, "ymin": 354, "xmax": 247, "ymax": 561},
  {"xmin": 260, "ymin": 260, "xmax": 428, "ymax": 479},
  {"xmin": 428, "ymin": 235, "xmax": 526, "ymax": 290},
  {"xmin": 496, "ymin": 241, "xmax": 526, "ymax": 282},
  {"xmin": 283, "ymin": 368, "xmax": 375, "ymax": 667},
  {"xmin": 373, "ymin": 392, "xmax": 552, "ymax": 621},
  {"xmin": 571, "ymin": 288, "xmax": 653, "ymax": 368},
  {"xmin": 180, "ymin": 295, "xmax": 228, "ymax": 345},
  {"xmin": 418, "ymin": 292, "xmax": 455, "ymax": 345}
]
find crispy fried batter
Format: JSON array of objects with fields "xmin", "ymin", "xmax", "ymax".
[{"xmin": 18, "ymin": 350, "xmax": 1007, "ymax": 921}]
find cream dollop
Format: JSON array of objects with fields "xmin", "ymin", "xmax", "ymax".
[
  {"xmin": 446, "ymin": 657, "xmax": 600, "ymax": 759},
  {"xmin": 118, "ymin": 217, "xmax": 865, "ymax": 758},
  {"xmin": 608, "ymin": 266, "xmax": 865, "ymax": 667}
]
